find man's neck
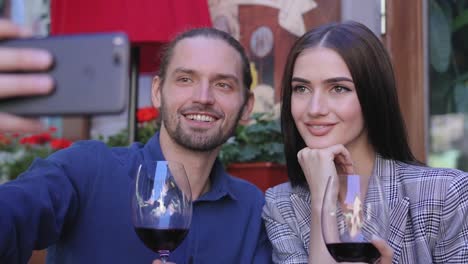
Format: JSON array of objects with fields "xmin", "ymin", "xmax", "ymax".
[{"xmin": 158, "ymin": 129, "xmax": 220, "ymax": 200}]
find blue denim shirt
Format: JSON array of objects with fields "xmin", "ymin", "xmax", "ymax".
[{"xmin": 0, "ymin": 133, "xmax": 272, "ymax": 264}]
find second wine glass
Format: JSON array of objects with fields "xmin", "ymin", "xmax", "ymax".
[
  {"xmin": 132, "ymin": 160, "xmax": 192, "ymax": 263},
  {"xmin": 322, "ymin": 174, "xmax": 388, "ymax": 263}
]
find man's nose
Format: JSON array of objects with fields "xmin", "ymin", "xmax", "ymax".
[{"xmin": 192, "ymin": 80, "xmax": 215, "ymax": 104}]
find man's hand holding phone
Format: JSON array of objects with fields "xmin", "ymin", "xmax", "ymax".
[{"xmin": 0, "ymin": 19, "xmax": 53, "ymax": 133}]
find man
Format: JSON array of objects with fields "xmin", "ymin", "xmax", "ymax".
[
  {"xmin": 0, "ymin": 19, "xmax": 54, "ymax": 133},
  {"xmin": 0, "ymin": 27, "xmax": 272, "ymax": 263}
]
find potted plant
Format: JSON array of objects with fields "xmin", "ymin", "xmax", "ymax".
[
  {"xmin": 99, "ymin": 106, "xmax": 160, "ymax": 147},
  {"xmin": 101, "ymin": 106, "xmax": 289, "ymax": 192},
  {"xmin": 219, "ymin": 112, "xmax": 288, "ymax": 192},
  {"xmin": 0, "ymin": 128, "xmax": 73, "ymax": 183}
]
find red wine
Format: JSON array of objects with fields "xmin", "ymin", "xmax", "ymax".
[
  {"xmin": 326, "ymin": 242, "xmax": 380, "ymax": 263},
  {"xmin": 134, "ymin": 227, "xmax": 188, "ymax": 252}
]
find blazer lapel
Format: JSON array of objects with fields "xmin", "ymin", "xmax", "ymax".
[
  {"xmin": 388, "ymin": 197, "xmax": 410, "ymax": 262},
  {"xmin": 290, "ymin": 187, "xmax": 312, "ymax": 251},
  {"xmin": 374, "ymin": 155, "xmax": 410, "ymax": 263}
]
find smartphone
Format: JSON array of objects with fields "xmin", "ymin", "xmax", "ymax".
[{"xmin": 0, "ymin": 32, "xmax": 130, "ymax": 116}]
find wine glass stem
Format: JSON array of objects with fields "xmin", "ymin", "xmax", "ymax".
[{"xmin": 159, "ymin": 250, "xmax": 170, "ymax": 264}]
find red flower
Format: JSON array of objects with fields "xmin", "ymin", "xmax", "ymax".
[
  {"xmin": 136, "ymin": 107, "xmax": 159, "ymax": 123},
  {"xmin": 19, "ymin": 132, "xmax": 52, "ymax": 145},
  {"xmin": 0, "ymin": 133, "xmax": 11, "ymax": 145},
  {"xmin": 50, "ymin": 138, "xmax": 73, "ymax": 150}
]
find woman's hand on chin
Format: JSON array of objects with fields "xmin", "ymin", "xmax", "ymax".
[{"xmin": 297, "ymin": 144, "xmax": 354, "ymax": 206}]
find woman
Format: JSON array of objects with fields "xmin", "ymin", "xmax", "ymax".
[{"xmin": 262, "ymin": 21, "xmax": 468, "ymax": 263}]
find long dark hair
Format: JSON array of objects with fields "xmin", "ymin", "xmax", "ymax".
[{"xmin": 281, "ymin": 21, "xmax": 419, "ymax": 187}]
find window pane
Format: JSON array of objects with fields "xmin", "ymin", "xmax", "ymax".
[{"xmin": 428, "ymin": 0, "xmax": 468, "ymax": 171}]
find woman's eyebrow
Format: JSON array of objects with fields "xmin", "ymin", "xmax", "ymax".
[
  {"xmin": 324, "ymin": 77, "xmax": 354, "ymax": 83},
  {"xmin": 291, "ymin": 77, "xmax": 310, "ymax": 84},
  {"xmin": 291, "ymin": 76, "xmax": 354, "ymax": 84}
]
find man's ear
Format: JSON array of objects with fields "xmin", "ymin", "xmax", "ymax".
[
  {"xmin": 151, "ymin": 76, "xmax": 162, "ymax": 108},
  {"xmin": 239, "ymin": 91, "xmax": 255, "ymax": 126}
]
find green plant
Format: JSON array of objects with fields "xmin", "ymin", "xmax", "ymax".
[
  {"xmin": 101, "ymin": 106, "xmax": 160, "ymax": 147},
  {"xmin": 219, "ymin": 112, "xmax": 285, "ymax": 167},
  {"xmin": 0, "ymin": 129, "xmax": 73, "ymax": 182},
  {"xmin": 430, "ymin": 0, "xmax": 468, "ymax": 114},
  {"xmin": 101, "ymin": 106, "xmax": 286, "ymax": 167},
  {"xmin": 428, "ymin": 0, "xmax": 468, "ymax": 170}
]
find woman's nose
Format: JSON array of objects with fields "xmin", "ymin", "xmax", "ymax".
[{"xmin": 307, "ymin": 92, "xmax": 329, "ymax": 116}]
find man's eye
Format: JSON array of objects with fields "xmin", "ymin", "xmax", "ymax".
[
  {"xmin": 177, "ymin": 77, "xmax": 192, "ymax": 83},
  {"xmin": 216, "ymin": 82, "xmax": 231, "ymax": 89}
]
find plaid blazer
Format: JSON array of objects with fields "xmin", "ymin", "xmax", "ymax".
[{"xmin": 262, "ymin": 156, "xmax": 468, "ymax": 263}]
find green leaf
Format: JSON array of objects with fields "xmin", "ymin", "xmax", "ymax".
[
  {"xmin": 454, "ymin": 81, "xmax": 468, "ymax": 112},
  {"xmin": 453, "ymin": 9, "xmax": 468, "ymax": 32},
  {"xmin": 218, "ymin": 111, "xmax": 285, "ymax": 166},
  {"xmin": 452, "ymin": 72, "xmax": 468, "ymax": 85},
  {"xmin": 429, "ymin": 0, "xmax": 452, "ymax": 73},
  {"xmin": 430, "ymin": 70, "xmax": 455, "ymax": 115}
]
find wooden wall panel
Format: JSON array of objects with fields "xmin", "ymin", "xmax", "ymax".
[
  {"xmin": 238, "ymin": 0, "xmax": 341, "ymax": 102},
  {"xmin": 384, "ymin": 0, "xmax": 427, "ymax": 162},
  {"xmin": 303, "ymin": 0, "xmax": 341, "ymax": 28},
  {"xmin": 238, "ymin": 5, "xmax": 295, "ymax": 102}
]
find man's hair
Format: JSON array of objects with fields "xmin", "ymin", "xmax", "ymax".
[
  {"xmin": 158, "ymin": 27, "xmax": 252, "ymax": 97},
  {"xmin": 281, "ymin": 21, "xmax": 419, "ymax": 187}
]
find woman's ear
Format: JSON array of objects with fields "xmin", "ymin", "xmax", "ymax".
[
  {"xmin": 151, "ymin": 76, "xmax": 162, "ymax": 108},
  {"xmin": 239, "ymin": 91, "xmax": 255, "ymax": 125}
]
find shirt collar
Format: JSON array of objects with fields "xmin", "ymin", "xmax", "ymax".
[{"xmin": 143, "ymin": 133, "xmax": 238, "ymax": 202}]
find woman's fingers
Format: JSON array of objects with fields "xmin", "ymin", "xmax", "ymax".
[
  {"xmin": 327, "ymin": 145, "xmax": 354, "ymax": 175},
  {"xmin": 297, "ymin": 144, "xmax": 355, "ymax": 181},
  {"xmin": 372, "ymin": 237, "xmax": 394, "ymax": 264},
  {"xmin": 0, "ymin": 74, "xmax": 53, "ymax": 98},
  {"xmin": 0, "ymin": 113, "xmax": 45, "ymax": 133}
]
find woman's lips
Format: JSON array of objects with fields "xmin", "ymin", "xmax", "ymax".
[{"xmin": 306, "ymin": 123, "xmax": 335, "ymax": 136}]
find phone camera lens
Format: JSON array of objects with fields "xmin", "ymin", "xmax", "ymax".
[{"xmin": 113, "ymin": 52, "xmax": 121, "ymax": 65}]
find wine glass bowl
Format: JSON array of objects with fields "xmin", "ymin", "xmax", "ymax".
[
  {"xmin": 322, "ymin": 174, "xmax": 388, "ymax": 263},
  {"xmin": 132, "ymin": 160, "xmax": 192, "ymax": 262}
]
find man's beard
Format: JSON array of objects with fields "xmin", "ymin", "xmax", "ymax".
[{"xmin": 160, "ymin": 101, "xmax": 243, "ymax": 152}]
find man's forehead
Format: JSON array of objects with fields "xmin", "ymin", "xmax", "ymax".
[
  {"xmin": 167, "ymin": 36, "xmax": 243, "ymax": 77},
  {"xmin": 172, "ymin": 36, "xmax": 238, "ymax": 56}
]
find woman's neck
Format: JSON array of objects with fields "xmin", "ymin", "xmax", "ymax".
[{"xmin": 346, "ymin": 138, "xmax": 376, "ymax": 177}]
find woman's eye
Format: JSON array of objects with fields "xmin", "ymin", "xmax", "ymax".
[
  {"xmin": 292, "ymin": 85, "xmax": 308, "ymax": 93},
  {"xmin": 333, "ymin": 85, "xmax": 351, "ymax": 93}
]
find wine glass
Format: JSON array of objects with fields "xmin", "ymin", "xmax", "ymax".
[
  {"xmin": 131, "ymin": 160, "xmax": 192, "ymax": 263},
  {"xmin": 322, "ymin": 174, "xmax": 388, "ymax": 263}
]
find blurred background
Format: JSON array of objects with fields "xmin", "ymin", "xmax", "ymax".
[
  {"xmin": 1, "ymin": 1, "xmax": 467, "ymax": 263},
  {"xmin": 0, "ymin": 0, "xmax": 468, "ymax": 170},
  {"xmin": 0, "ymin": 0, "xmax": 466, "ymax": 173}
]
